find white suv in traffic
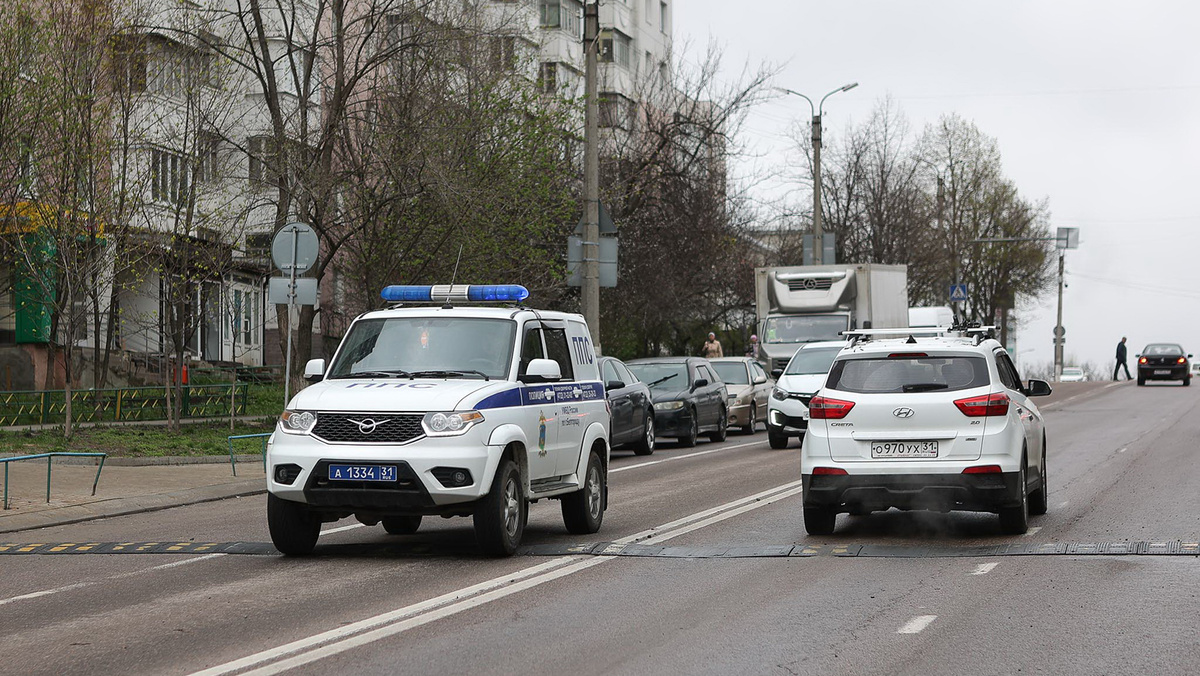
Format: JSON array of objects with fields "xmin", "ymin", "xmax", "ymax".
[
  {"xmin": 800, "ymin": 328, "xmax": 1052, "ymax": 535},
  {"xmin": 267, "ymin": 285, "xmax": 610, "ymax": 557},
  {"xmin": 767, "ymin": 341, "xmax": 846, "ymax": 449}
]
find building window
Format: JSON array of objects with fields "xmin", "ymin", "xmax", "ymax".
[
  {"xmin": 598, "ymin": 93, "xmax": 633, "ymax": 129},
  {"xmin": 194, "ymin": 132, "xmax": 220, "ymax": 184},
  {"xmin": 660, "ymin": 1, "xmax": 668, "ymax": 32},
  {"xmin": 489, "ymin": 36, "xmax": 517, "ymax": 70},
  {"xmin": 645, "ymin": 0, "xmax": 653, "ymax": 23},
  {"xmin": 247, "ymin": 136, "xmax": 279, "ymax": 191},
  {"xmin": 540, "ymin": 0, "xmax": 582, "ymax": 37},
  {"xmin": 598, "ymin": 30, "xmax": 631, "ymax": 69},
  {"xmin": 538, "ymin": 62, "xmax": 557, "ymax": 93},
  {"xmin": 151, "ymin": 148, "xmax": 190, "ymax": 204},
  {"xmin": 644, "ymin": 50, "xmax": 652, "ymax": 75},
  {"xmin": 111, "ymin": 35, "xmax": 147, "ymax": 93}
]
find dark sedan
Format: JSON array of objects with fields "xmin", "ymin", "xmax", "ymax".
[
  {"xmin": 599, "ymin": 356, "xmax": 656, "ymax": 455},
  {"xmin": 626, "ymin": 357, "xmax": 728, "ymax": 447},
  {"xmin": 1137, "ymin": 343, "xmax": 1192, "ymax": 386}
]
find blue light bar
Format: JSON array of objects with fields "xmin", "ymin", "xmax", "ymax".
[
  {"xmin": 467, "ymin": 285, "xmax": 529, "ymax": 302},
  {"xmin": 380, "ymin": 285, "xmax": 434, "ymax": 302},
  {"xmin": 380, "ymin": 284, "xmax": 529, "ymax": 303}
]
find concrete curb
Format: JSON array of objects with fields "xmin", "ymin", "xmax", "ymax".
[{"xmin": 0, "ymin": 479, "xmax": 266, "ymax": 534}]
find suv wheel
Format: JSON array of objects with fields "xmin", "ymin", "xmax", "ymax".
[
  {"xmin": 474, "ymin": 459, "xmax": 525, "ymax": 556},
  {"xmin": 768, "ymin": 429, "xmax": 788, "ymax": 449},
  {"xmin": 267, "ymin": 493, "xmax": 320, "ymax": 556},
  {"xmin": 562, "ymin": 450, "xmax": 606, "ymax": 534},
  {"xmin": 708, "ymin": 408, "xmax": 728, "ymax": 442},
  {"xmin": 999, "ymin": 461, "xmax": 1030, "ymax": 535},
  {"xmin": 679, "ymin": 409, "xmax": 698, "ymax": 447},
  {"xmin": 633, "ymin": 414, "xmax": 655, "ymax": 456},
  {"xmin": 803, "ymin": 506, "xmax": 837, "ymax": 535},
  {"xmin": 381, "ymin": 515, "xmax": 422, "ymax": 535}
]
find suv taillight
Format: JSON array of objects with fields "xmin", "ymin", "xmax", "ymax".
[
  {"xmin": 954, "ymin": 393, "xmax": 1009, "ymax": 417},
  {"xmin": 808, "ymin": 395, "xmax": 855, "ymax": 419}
]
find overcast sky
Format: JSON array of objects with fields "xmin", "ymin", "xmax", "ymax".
[{"xmin": 673, "ymin": 0, "xmax": 1200, "ymax": 376}]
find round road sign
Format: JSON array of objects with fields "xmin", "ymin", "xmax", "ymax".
[{"xmin": 271, "ymin": 222, "xmax": 319, "ymax": 274}]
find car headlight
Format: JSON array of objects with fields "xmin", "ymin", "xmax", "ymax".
[
  {"xmin": 422, "ymin": 410, "xmax": 485, "ymax": 436},
  {"xmin": 279, "ymin": 410, "xmax": 317, "ymax": 434},
  {"xmin": 654, "ymin": 400, "xmax": 685, "ymax": 411},
  {"xmin": 771, "ymin": 387, "xmax": 788, "ymax": 401}
]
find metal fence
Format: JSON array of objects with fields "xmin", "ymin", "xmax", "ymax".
[{"xmin": 0, "ymin": 384, "xmax": 248, "ymax": 427}]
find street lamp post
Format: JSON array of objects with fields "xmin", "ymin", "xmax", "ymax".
[{"xmin": 776, "ymin": 82, "xmax": 858, "ymax": 264}]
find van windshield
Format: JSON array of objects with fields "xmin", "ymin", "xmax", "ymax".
[
  {"xmin": 764, "ymin": 315, "xmax": 848, "ymax": 344},
  {"xmin": 328, "ymin": 317, "xmax": 517, "ymax": 380},
  {"xmin": 827, "ymin": 356, "xmax": 989, "ymax": 394}
]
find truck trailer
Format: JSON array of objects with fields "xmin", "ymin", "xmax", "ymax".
[{"xmin": 754, "ymin": 263, "xmax": 909, "ymax": 374}]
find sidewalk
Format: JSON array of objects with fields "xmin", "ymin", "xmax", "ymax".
[
  {"xmin": 0, "ymin": 457, "xmax": 265, "ymax": 534},
  {"xmin": 0, "ymin": 380, "xmax": 1129, "ymax": 534}
]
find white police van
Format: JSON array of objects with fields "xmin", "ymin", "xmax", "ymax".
[{"xmin": 266, "ymin": 284, "xmax": 610, "ymax": 556}]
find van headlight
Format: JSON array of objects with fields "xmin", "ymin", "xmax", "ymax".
[
  {"xmin": 654, "ymin": 400, "xmax": 685, "ymax": 411},
  {"xmin": 423, "ymin": 410, "xmax": 484, "ymax": 436},
  {"xmin": 771, "ymin": 387, "xmax": 788, "ymax": 401},
  {"xmin": 279, "ymin": 410, "xmax": 317, "ymax": 434}
]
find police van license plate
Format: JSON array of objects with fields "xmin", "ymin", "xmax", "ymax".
[
  {"xmin": 871, "ymin": 441, "xmax": 938, "ymax": 458},
  {"xmin": 328, "ymin": 464, "xmax": 397, "ymax": 482},
  {"xmin": 1154, "ymin": 370, "xmax": 1171, "ymax": 375}
]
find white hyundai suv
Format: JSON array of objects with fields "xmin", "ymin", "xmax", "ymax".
[{"xmin": 800, "ymin": 327, "xmax": 1052, "ymax": 535}]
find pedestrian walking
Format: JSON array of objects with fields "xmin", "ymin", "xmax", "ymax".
[
  {"xmin": 745, "ymin": 334, "xmax": 760, "ymax": 359},
  {"xmin": 702, "ymin": 332, "xmax": 723, "ymax": 359},
  {"xmin": 1114, "ymin": 336, "xmax": 1132, "ymax": 380}
]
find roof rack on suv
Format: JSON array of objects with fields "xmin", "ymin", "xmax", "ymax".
[{"xmin": 841, "ymin": 324, "xmax": 997, "ymax": 346}]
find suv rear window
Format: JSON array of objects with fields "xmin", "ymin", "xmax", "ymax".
[{"xmin": 826, "ymin": 356, "xmax": 990, "ymax": 394}]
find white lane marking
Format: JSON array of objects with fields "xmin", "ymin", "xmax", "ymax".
[
  {"xmin": 190, "ymin": 480, "xmax": 805, "ymax": 676},
  {"xmin": 610, "ymin": 439, "xmax": 763, "ymax": 474},
  {"xmin": 1058, "ymin": 501, "xmax": 1069, "ymax": 509},
  {"xmin": 0, "ymin": 582, "xmax": 91, "ymax": 607},
  {"xmin": 321, "ymin": 523, "xmax": 365, "ymax": 535},
  {"xmin": 145, "ymin": 553, "xmax": 227, "ymax": 571},
  {"xmin": 1118, "ymin": 446, "xmax": 1127, "ymax": 453},
  {"xmin": 1023, "ymin": 526, "xmax": 1042, "ymax": 537},
  {"xmin": 970, "ymin": 562, "xmax": 998, "ymax": 576},
  {"xmin": 0, "ymin": 553, "xmax": 227, "ymax": 607},
  {"xmin": 898, "ymin": 615, "xmax": 937, "ymax": 634}
]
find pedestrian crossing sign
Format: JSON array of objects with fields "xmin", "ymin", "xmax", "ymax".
[{"xmin": 949, "ymin": 284, "xmax": 968, "ymax": 303}]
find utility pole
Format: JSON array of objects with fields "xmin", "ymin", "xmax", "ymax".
[
  {"xmin": 775, "ymin": 83, "xmax": 857, "ymax": 265},
  {"xmin": 582, "ymin": 2, "xmax": 601, "ymax": 353},
  {"xmin": 811, "ymin": 111, "xmax": 823, "ymax": 251},
  {"xmin": 1054, "ymin": 251, "xmax": 1065, "ymax": 382}
]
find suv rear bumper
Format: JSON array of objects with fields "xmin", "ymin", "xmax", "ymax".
[{"xmin": 802, "ymin": 471, "xmax": 1024, "ymax": 514}]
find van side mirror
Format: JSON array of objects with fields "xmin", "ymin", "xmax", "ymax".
[
  {"xmin": 754, "ymin": 375, "xmax": 767, "ymax": 384},
  {"xmin": 304, "ymin": 359, "xmax": 326, "ymax": 383},
  {"xmin": 521, "ymin": 358, "xmax": 561, "ymax": 383},
  {"xmin": 605, "ymin": 380, "xmax": 626, "ymax": 391},
  {"xmin": 1025, "ymin": 379, "xmax": 1052, "ymax": 397},
  {"xmin": 771, "ymin": 369, "xmax": 783, "ymax": 379},
  {"xmin": 692, "ymin": 378, "xmax": 709, "ymax": 390}
]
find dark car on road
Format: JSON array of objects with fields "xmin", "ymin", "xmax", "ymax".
[
  {"xmin": 599, "ymin": 356, "xmax": 656, "ymax": 455},
  {"xmin": 1137, "ymin": 343, "xmax": 1192, "ymax": 386},
  {"xmin": 626, "ymin": 357, "xmax": 728, "ymax": 447}
]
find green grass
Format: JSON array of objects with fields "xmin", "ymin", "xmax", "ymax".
[{"xmin": 0, "ymin": 418, "xmax": 278, "ymax": 458}]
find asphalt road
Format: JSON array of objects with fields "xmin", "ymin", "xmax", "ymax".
[{"xmin": 2, "ymin": 381, "xmax": 1197, "ymax": 675}]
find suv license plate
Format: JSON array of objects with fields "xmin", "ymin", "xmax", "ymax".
[
  {"xmin": 328, "ymin": 464, "xmax": 397, "ymax": 482},
  {"xmin": 1154, "ymin": 369, "xmax": 1171, "ymax": 375},
  {"xmin": 870, "ymin": 441, "xmax": 938, "ymax": 458}
]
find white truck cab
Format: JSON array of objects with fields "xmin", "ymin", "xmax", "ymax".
[{"xmin": 266, "ymin": 284, "xmax": 610, "ymax": 556}]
